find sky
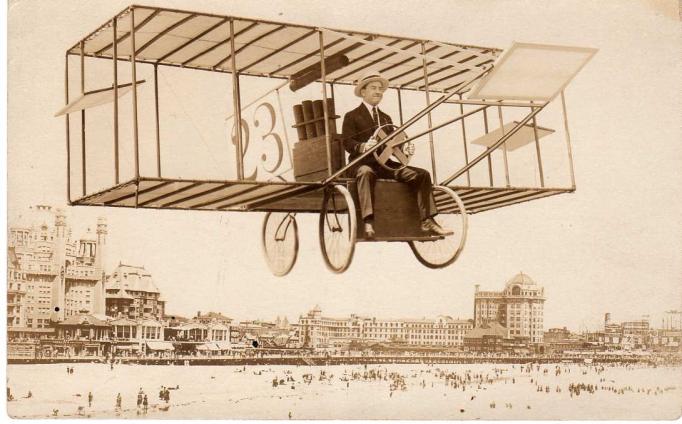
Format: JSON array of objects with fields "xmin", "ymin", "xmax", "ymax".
[{"xmin": 6, "ymin": 0, "xmax": 681, "ymax": 331}]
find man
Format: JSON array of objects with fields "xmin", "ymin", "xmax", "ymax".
[{"xmin": 342, "ymin": 70, "xmax": 451, "ymax": 238}]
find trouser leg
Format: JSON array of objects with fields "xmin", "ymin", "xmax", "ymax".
[
  {"xmin": 356, "ymin": 165, "xmax": 377, "ymax": 221},
  {"xmin": 394, "ymin": 166, "xmax": 438, "ymax": 220}
]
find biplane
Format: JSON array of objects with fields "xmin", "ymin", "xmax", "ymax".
[{"xmin": 56, "ymin": 4, "xmax": 596, "ymax": 275}]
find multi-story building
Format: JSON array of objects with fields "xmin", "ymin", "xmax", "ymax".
[
  {"xmin": 110, "ymin": 316, "xmax": 173, "ymax": 356},
  {"xmin": 586, "ymin": 313, "xmax": 653, "ymax": 350},
  {"xmin": 603, "ymin": 313, "xmax": 623, "ymax": 344},
  {"xmin": 166, "ymin": 321, "xmax": 230, "ymax": 342},
  {"xmin": 297, "ymin": 306, "xmax": 473, "ymax": 350},
  {"xmin": 622, "ymin": 319, "xmax": 650, "ymax": 348},
  {"xmin": 361, "ymin": 317, "xmax": 405, "ymax": 343},
  {"xmin": 298, "ymin": 306, "xmax": 362, "ymax": 349},
  {"xmin": 191, "ymin": 311, "xmax": 232, "ymax": 342},
  {"xmin": 543, "ymin": 327, "xmax": 586, "ymax": 353},
  {"xmin": 401, "ymin": 316, "xmax": 472, "ymax": 347},
  {"xmin": 473, "ymin": 272, "xmax": 545, "ymax": 344},
  {"xmin": 7, "ymin": 247, "xmax": 26, "ymax": 329},
  {"xmin": 599, "ymin": 313, "xmax": 651, "ymax": 349},
  {"xmin": 105, "ymin": 263, "xmax": 166, "ymax": 321},
  {"xmin": 8, "ymin": 205, "xmax": 107, "ymax": 330}
]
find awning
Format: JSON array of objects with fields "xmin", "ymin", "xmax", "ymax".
[
  {"xmin": 197, "ymin": 343, "xmax": 219, "ymax": 351},
  {"xmin": 146, "ymin": 341, "xmax": 175, "ymax": 351}
]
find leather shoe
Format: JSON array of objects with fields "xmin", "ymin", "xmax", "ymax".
[
  {"xmin": 364, "ymin": 222, "xmax": 376, "ymax": 238},
  {"xmin": 421, "ymin": 218, "xmax": 453, "ymax": 236}
]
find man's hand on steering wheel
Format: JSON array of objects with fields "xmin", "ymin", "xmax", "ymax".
[
  {"xmin": 371, "ymin": 124, "xmax": 412, "ymax": 171},
  {"xmin": 402, "ymin": 141, "xmax": 415, "ymax": 156},
  {"xmin": 363, "ymin": 137, "xmax": 378, "ymax": 153}
]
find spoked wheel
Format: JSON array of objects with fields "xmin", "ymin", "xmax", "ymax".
[
  {"xmin": 319, "ymin": 185, "xmax": 357, "ymax": 273},
  {"xmin": 262, "ymin": 212, "xmax": 299, "ymax": 276},
  {"xmin": 409, "ymin": 186, "xmax": 468, "ymax": 269}
]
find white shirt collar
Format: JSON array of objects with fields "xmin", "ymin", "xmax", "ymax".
[{"xmin": 362, "ymin": 101, "xmax": 380, "ymax": 114}]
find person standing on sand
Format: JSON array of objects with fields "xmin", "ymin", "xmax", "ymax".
[
  {"xmin": 88, "ymin": 391, "xmax": 93, "ymax": 407},
  {"xmin": 115, "ymin": 393, "xmax": 122, "ymax": 409},
  {"xmin": 143, "ymin": 395, "xmax": 148, "ymax": 413}
]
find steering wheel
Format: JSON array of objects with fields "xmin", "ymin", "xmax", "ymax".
[{"xmin": 371, "ymin": 124, "xmax": 412, "ymax": 171}]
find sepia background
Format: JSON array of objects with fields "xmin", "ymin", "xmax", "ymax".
[
  {"xmin": 5, "ymin": 0, "xmax": 682, "ymax": 420},
  {"xmin": 7, "ymin": 0, "xmax": 681, "ymax": 337}
]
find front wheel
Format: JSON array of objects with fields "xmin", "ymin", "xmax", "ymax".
[
  {"xmin": 319, "ymin": 185, "xmax": 357, "ymax": 273},
  {"xmin": 262, "ymin": 212, "xmax": 299, "ymax": 276},
  {"xmin": 409, "ymin": 186, "xmax": 468, "ymax": 268}
]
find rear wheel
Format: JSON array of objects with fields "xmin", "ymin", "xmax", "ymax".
[
  {"xmin": 262, "ymin": 212, "xmax": 299, "ymax": 276},
  {"xmin": 409, "ymin": 186, "xmax": 468, "ymax": 268},
  {"xmin": 319, "ymin": 185, "xmax": 357, "ymax": 273}
]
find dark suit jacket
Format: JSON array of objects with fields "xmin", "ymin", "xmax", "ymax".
[{"xmin": 341, "ymin": 103, "xmax": 394, "ymax": 168}]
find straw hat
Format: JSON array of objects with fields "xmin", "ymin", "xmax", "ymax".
[{"xmin": 354, "ymin": 70, "xmax": 389, "ymax": 97}]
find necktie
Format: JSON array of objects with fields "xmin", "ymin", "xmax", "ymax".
[{"xmin": 372, "ymin": 106, "xmax": 380, "ymax": 127}]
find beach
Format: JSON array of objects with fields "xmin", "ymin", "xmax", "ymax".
[{"xmin": 6, "ymin": 362, "xmax": 681, "ymax": 419}]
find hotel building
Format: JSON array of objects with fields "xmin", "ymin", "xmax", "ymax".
[
  {"xmin": 8, "ymin": 205, "xmax": 107, "ymax": 333},
  {"xmin": 473, "ymin": 272, "xmax": 545, "ymax": 344},
  {"xmin": 297, "ymin": 305, "xmax": 472, "ymax": 349}
]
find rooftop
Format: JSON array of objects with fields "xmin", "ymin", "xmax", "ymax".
[
  {"xmin": 106, "ymin": 263, "xmax": 160, "ymax": 293},
  {"xmin": 505, "ymin": 272, "xmax": 536, "ymax": 287},
  {"xmin": 465, "ymin": 322, "xmax": 508, "ymax": 339}
]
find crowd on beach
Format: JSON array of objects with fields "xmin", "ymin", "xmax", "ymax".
[
  {"xmin": 104, "ymin": 385, "xmax": 178, "ymax": 417},
  {"xmin": 261, "ymin": 361, "xmax": 680, "ymax": 416},
  {"xmin": 6, "ymin": 361, "xmax": 680, "ymax": 418}
]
